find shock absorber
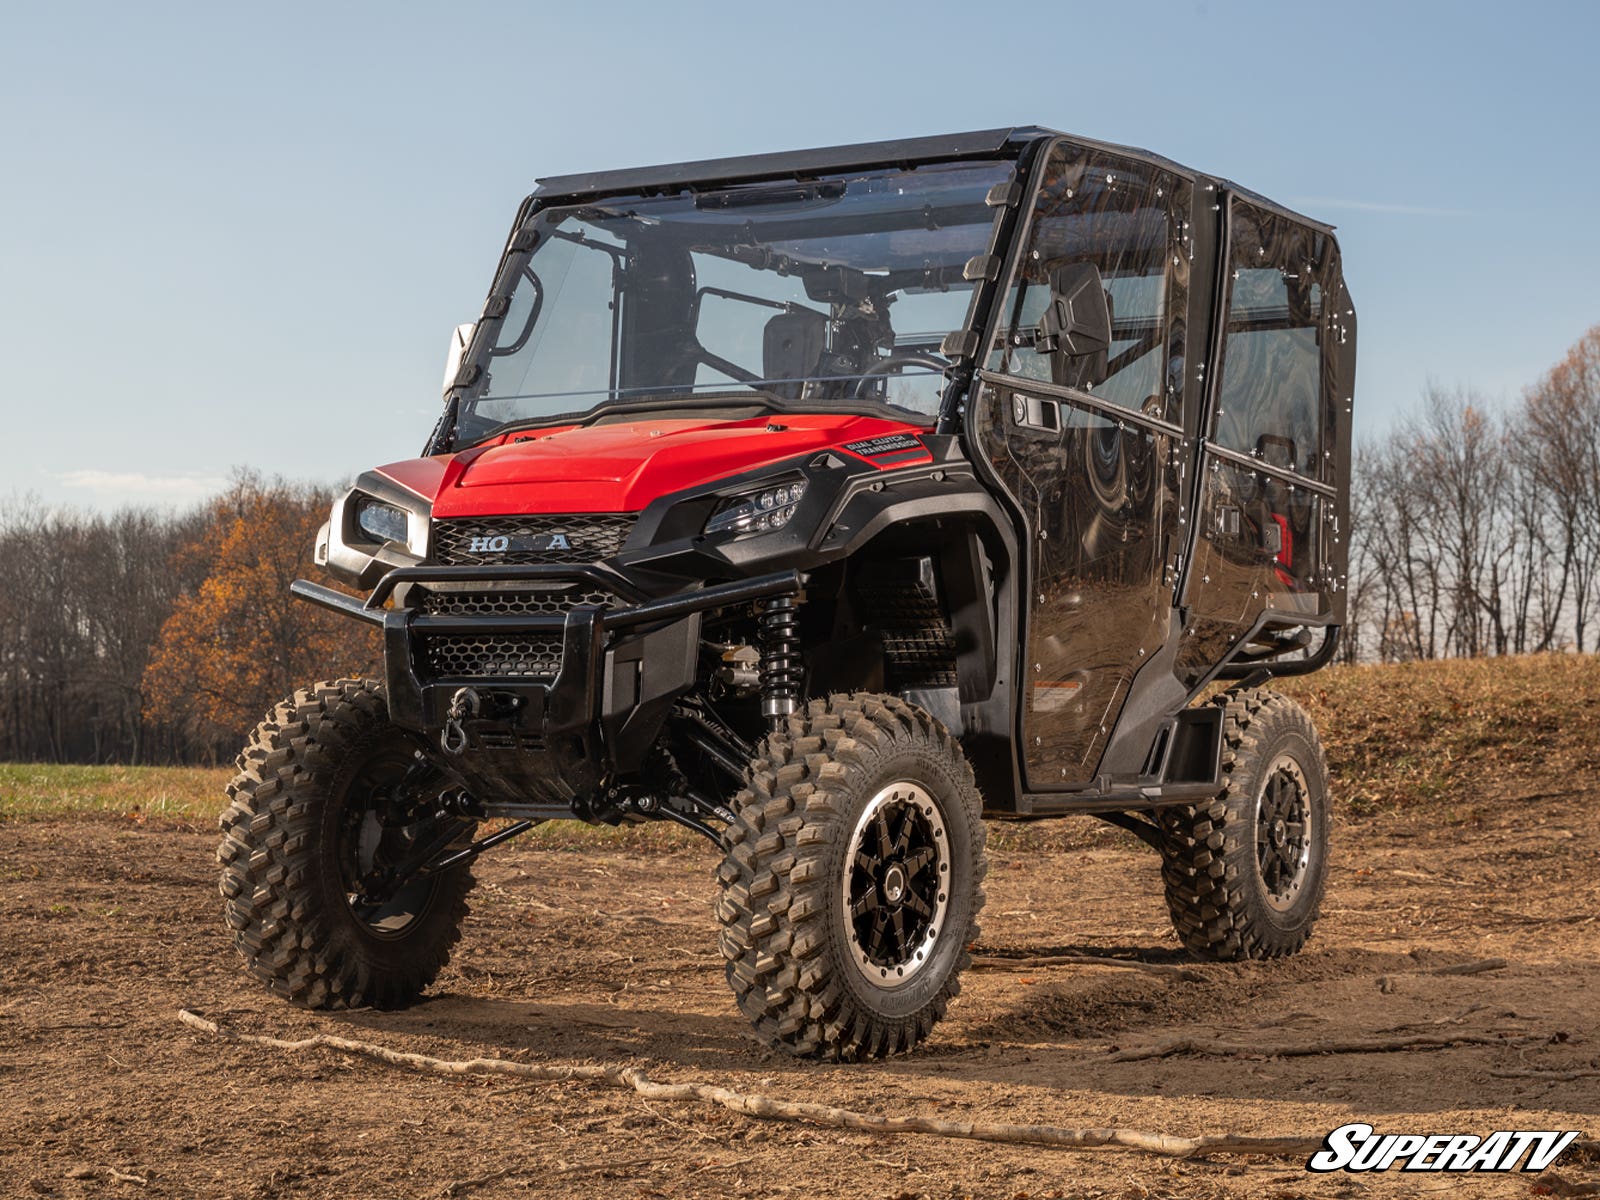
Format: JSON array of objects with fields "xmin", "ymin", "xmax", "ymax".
[{"xmin": 759, "ymin": 595, "xmax": 802, "ymax": 731}]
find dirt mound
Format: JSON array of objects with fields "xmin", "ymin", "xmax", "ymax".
[{"xmin": 1281, "ymin": 653, "xmax": 1600, "ymax": 811}]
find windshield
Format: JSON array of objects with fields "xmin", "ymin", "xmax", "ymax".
[{"xmin": 453, "ymin": 159, "xmax": 1013, "ymax": 443}]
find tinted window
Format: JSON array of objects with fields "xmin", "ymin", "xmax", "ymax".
[
  {"xmin": 475, "ymin": 231, "xmax": 620, "ymax": 427},
  {"xmin": 459, "ymin": 160, "xmax": 1011, "ymax": 438},
  {"xmin": 989, "ymin": 143, "xmax": 1190, "ymax": 424},
  {"xmin": 690, "ymin": 253, "xmax": 812, "ymax": 389},
  {"xmin": 1213, "ymin": 201, "xmax": 1336, "ymax": 478}
]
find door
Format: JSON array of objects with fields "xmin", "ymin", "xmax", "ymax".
[
  {"xmin": 973, "ymin": 140, "xmax": 1194, "ymax": 789},
  {"xmin": 1178, "ymin": 195, "xmax": 1348, "ymax": 683}
]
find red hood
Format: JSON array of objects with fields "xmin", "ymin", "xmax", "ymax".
[{"xmin": 373, "ymin": 413, "xmax": 933, "ymax": 517}]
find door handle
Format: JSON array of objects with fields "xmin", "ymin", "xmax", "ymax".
[{"xmin": 1011, "ymin": 392, "xmax": 1061, "ymax": 434}]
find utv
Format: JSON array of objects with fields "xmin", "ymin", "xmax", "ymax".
[{"xmin": 218, "ymin": 126, "xmax": 1355, "ymax": 1059}]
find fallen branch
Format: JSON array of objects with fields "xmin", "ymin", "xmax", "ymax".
[
  {"xmin": 686, "ymin": 1155, "xmax": 756, "ymax": 1176},
  {"xmin": 1421, "ymin": 957, "xmax": 1509, "ymax": 976},
  {"xmin": 1377, "ymin": 957, "xmax": 1510, "ymax": 991},
  {"xmin": 438, "ymin": 1167, "xmax": 512, "ymax": 1198},
  {"xmin": 551, "ymin": 1156, "xmax": 661, "ymax": 1178},
  {"xmin": 177, "ymin": 1009, "xmax": 1318, "ymax": 1161},
  {"xmin": 1491, "ymin": 1068, "xmax": 1600, "ymax": 1082},
  {"xmin": 436, "ymin": 1160, "xmax": 663, "ymax": 1200},
  {"xmin": 1540, "ymin": 1172, "xmax": 1600, "ymax": 1197},
  {"xmin": 968, "ymin": 954, "xmax": 1209, "ymax": 983},
  {"xmin": 1427, "ymin": 1002, "xmax": 1490, "ymax": 1025},
  {"xmin": 1105, "ymin": 1032, "xmax": 1532, "ymax": 1064}
]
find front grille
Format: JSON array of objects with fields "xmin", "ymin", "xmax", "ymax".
[
  {"xmin": 420, "ymin": 514, "xmax": 636, "ymax": 680},
  {"xmin": 416, "ymin": 588, "xmax": 614, "ymax": 617},
  {"xmin": 432, "ymin": 514, "xmax": 638, "ymax": 565},
  {"xmin": 423, "ymin": 633, "xmax": 564, "ymax": 679},
  {"xmin": 414, "ymin": 584, "xmax": 619, "ymax": 680}
]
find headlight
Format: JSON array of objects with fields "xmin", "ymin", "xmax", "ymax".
[
  {"xmin": 320, "ymin": 480, "xmax": 429, "ymax": 588},
  {"xmin": 704, "ymin": 480, "xmax": 808, "ymax": 536},
  {"xmin": 354, "ymin": 497, "xmax": 409, "ymax": 544}
]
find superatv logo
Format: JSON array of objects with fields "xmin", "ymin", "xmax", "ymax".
[
  {"xmin": 467, "ymin": 533, "xmax": 572, "ymax": 554},
  {"xmin": 1308, "ymin": 1123, "xmax": 1580, "ymax": 1173}
]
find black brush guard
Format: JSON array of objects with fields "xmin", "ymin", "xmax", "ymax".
[{"xmin": 291, "ymin": 565, "xmax": 801, "ymax": 810}]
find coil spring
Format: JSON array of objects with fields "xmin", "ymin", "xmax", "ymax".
[{"xmin": 759, "ymin": 595, "xmax": 802, "ymax": 730}]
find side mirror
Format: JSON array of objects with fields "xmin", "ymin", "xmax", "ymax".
[
  {"xmin": 441, "ymin": 322, "xmax": 476, "ymax": 396},
  {"xmin": 1035, "ymin": 262, "xmax": 1111, "ymax": 358}
]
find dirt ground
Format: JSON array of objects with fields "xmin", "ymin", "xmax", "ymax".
[{"xmin": 3, "ymin": 781, "xmax": 1598, "ymax": 1200}]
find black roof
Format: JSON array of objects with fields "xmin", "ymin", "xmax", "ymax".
[
  {"xmin": 532, "ymin": 127, "xmax": 1036, "ymax": 196},
  {"xmin": 531, "ymin": 126, "xmax": 1331, "ymax": 233}
]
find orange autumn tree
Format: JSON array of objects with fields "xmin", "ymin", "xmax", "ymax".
[{"xmin": 143, "ymin": 476, "xmax": 379, "ymax": 750}]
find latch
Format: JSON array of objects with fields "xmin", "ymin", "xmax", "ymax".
[{"xmin": 1011, "ymin": 393, "xmax": 1061, "ymax": 433}]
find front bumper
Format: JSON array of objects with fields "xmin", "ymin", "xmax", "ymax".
[{"xmin": 291, "ymin": 566, "xmax": 800, "ymax": 806}]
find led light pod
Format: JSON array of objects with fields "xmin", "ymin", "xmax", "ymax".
[
  {"xmin": 355, "ymin": 497, "xmax": 409, "ymax": 544},
  {"xmin": 704, "ymin": 479, "xmax": 808, "ymax": 537}
]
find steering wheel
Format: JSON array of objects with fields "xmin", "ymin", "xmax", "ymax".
[{"xmin": 851, "ymin": 352, "xmax": 951, "ymax": 398}]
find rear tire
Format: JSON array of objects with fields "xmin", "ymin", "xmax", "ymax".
[
  {"xmin": 715, "ymin": 694, "xmax": 987, "ymax": 1060},
  {"xmin": 217, "ymin": 678, "xmax": 474, "ymax": 1009},
  {"xmin": 1158, "ymin": 687, "xmax": 1330, "ymax": 960}
]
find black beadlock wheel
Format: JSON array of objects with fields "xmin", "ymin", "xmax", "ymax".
[
  {"xmin": 715, "ymin": 694, "xmax": 987, "ymax": 1061},
  {"xmin": 1158, "ymin": 687, "xmax": 1331, "ymax": 960},
  {"xmin": 217, "ymin": 678, "xmax": 474, "ymax": 1009}
]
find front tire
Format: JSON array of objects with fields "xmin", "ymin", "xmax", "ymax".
[
  {"xmin": 217, "ymin": 679, "xmax": 474, "ymax": 1009},
  {"xmin": 1159, "ymin": 687, "xmax": 1330, "ymax": 960},
  {"xmin": 716, "ymin": 694, "xmax": 987, "ymax": 1060}
]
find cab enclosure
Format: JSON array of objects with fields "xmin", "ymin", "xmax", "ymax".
[
  {"xmin": 298, "ymin": 125, "xmax": 1356, "ymax": 827},
  {"xmin": 223, "ymin": 126, "xmax": 1355, "ymax": 1057}
]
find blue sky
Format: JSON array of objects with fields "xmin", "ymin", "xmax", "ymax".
[{"xmin": 3, "ymin": 0, "xmax": 1596, "ymax": 509}]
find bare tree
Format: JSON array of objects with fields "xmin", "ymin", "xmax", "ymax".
[
  {"xmin": 1522, "ymin": 327, "xmax": 1600, "ymax": 650},
  {"xmin": 1348, "ymin": 325, "xmax": 1600, "ymax": 662},
  {"xmin": 1356, "ymin": 437, "xmax": 1444, "ymax": 661},
  {"xmin": 1408, "ymin": 387, "xmax": 1510, "ymax": 657}
]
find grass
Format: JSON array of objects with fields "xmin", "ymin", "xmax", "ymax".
[
  {"xmin": 1278, "ymin": 652, "xmax": 1600, "ymax": 814},
  {"xmin": 3, "ymin": 653, "xmax": 1597, "ymax": 832},
  {"xmin": 0, "ymin": 760, "xmax": 701, "ymax": 848},
  {"xmin": 0, "ymin": 762, "xmax": 232, "ymax": 823}
]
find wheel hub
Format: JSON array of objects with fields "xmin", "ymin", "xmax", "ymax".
[
  {"xmin": 357, "ymin": 810, "xmax": 386, "ymax": 877},
  {"xmin": 882, "ymin": 864, "xmax": 908, "ymax": 903},
  {"xmin": 841, "ymin": 782, "xmax": 951, "ymax": 989},
  {"xmin": 1255, "ymin": 756, "xmax": 1313, "ymax": 913},
  {"xmin": 337, "ymin": 763, "xmax": 445, "ymax": 936}
]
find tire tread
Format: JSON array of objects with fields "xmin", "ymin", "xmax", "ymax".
[
  {"xmin": 218, "ymin": 678, "xmax": 472, "ymax": 1010},
  {"xmin": 1158, "ymin": 687, "xmax": 1329, "ymax": 961},
  {"xmin": 716, "ymin": 694, "xmax": 986, "ymax": 1060}
]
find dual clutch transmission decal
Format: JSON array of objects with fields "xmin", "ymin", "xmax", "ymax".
[{"xmin": 841, "ymin": 433, "xmax": 928, "ymax": 467}]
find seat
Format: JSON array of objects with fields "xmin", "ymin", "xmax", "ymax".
[{"xmin": 761, "ymin": 309, "xmax": 827, "ymax": 399}]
